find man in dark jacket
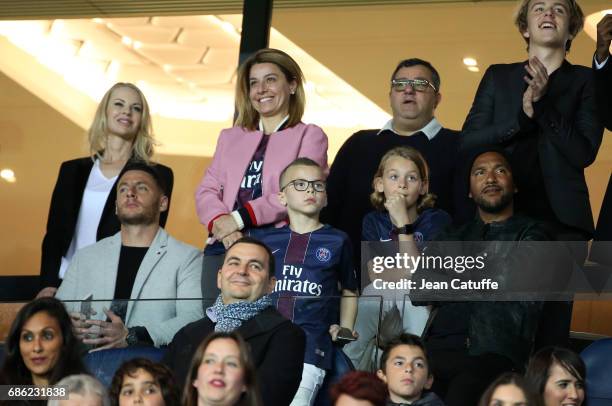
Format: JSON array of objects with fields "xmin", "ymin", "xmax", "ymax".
[
  {"xmin": 410, "ymin": 147, "xmax": 567, "ymax": 406},
  {"xmin": 163, "ymin": 237, "xmax": 305, "ymax": 406}
]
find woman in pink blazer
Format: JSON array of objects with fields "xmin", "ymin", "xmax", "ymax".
[{"xmin": 195, "ymin": 48, "xmax": 328, "ymax": 300}]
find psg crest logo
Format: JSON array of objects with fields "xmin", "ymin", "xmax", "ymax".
[
  {"xmin": 315, "ymin": 247, "xmax": 331, "ymax": 262},
  {"xmin": 414, "ymin": 232, "xmax": 424, "ymax": 243}
]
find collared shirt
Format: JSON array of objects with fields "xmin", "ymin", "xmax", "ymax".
[
  {"xmin": 377, "ymin": 117, "xmax": 442, "ymax": 140},
  {"xmin": 258, "ymin": 115, "xmax": 290, "ymax": 133},
  {"xmin": 594, "ymin": 54, "xmax": 609, "ymax": 70}
]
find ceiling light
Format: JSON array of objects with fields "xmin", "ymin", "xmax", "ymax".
[
  {"xmin": 92, "ymin": 18, "xmax": 104, "ymax": 24},
  {"xmin": 121, "ymin": 36, "xmax": 133, "ymax": 46},
  {"xmin": 133, "ymin": 41, "xmax": 143, "ymax": 49},
  {"xmin": 221, "ymin": 21, "xmax": 236, "ymax": 34},
  {"xmin": 467, "ymin": 66, "xmax": 480, "ymax": 72},
  {"xmin": 1, "ymin": 169, "xmax": 16, "ymax": 183},
  {"xmin": 162, "ymin": 64, "xmax": 172, "ymax": 72},
  {"xmin": 463, "ymin": 57, "xmax": 478, "ymax": 67}
]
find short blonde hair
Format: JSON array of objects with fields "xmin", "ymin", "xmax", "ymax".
[
  {"xmin": 48, "ymin": 374, "xmax": 110, "ymax": 406},
  {"xmin": 514, "ymin": 0, "xmax": 584, "ymax": 51},
  {"xmin": 88, "ymin": 82, "xmax": 155, "ymax": 162},
  {"xmin": 370, "ymin": 146, "xmax": 436, "ymax": 213},
  {"xmin": 234, "ymin": 49, "xmax": 306, "ymax": 131}
]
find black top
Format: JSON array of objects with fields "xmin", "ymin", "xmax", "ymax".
[
  {"xmin": 322, "ymin": 127, "xmax": 461, "ymax": 276},
  {"xmin": 40, "ymin": 157, "xmax": 174, "ymax": 288},
  {"xmin": 114, "ymin": 246, "xmax": 148, "ymax": 300},
  {"xmin": 462, "ymin": 61, "xmax": 603, "ymax": 236},
  {"xmin": 593, "ymin": 54, "xmax": 612, "ymax": 131},
  {"xmin": 415, "ymin": 215, "xmax": 553, "ymax": 367}
]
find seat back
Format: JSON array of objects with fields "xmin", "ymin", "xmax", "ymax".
[
  {"xmin": 581, "ymin": 337, "xmax": 612, "ymax": 406},
  {"xmin": 83, "ymin": 346, "xmax": 167, "ymax": 387}
]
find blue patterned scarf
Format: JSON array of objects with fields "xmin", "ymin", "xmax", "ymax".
[{"xmin": 211, "ymin": 294, "xmax": 273, "ymax": 332}]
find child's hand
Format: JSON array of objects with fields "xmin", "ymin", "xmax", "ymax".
[
  {"xmin": 329, "ymin": 324, "xmax": 358, "ymax": 342},
  {"xmin": 384, "ymin": 192, "xmax": 410, "ymax": 226}
]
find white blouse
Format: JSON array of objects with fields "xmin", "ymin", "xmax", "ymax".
[{"xmin": 58, "ymin": 159, "xmax": 118, "ymax": 279}]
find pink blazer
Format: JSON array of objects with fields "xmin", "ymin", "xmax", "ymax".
[{"xmin": 195, "ymin": 122, "xmax": 328, "ymax": 238}]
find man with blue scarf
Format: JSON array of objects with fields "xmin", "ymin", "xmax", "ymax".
[{"xmin": 164, "ymin": 237, "xmax": 306, "ymax": 406}]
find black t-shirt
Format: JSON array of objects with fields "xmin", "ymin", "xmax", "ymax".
[{"xmin": 114, "ymin": 246, "xmax": 148, "ymax": 300}]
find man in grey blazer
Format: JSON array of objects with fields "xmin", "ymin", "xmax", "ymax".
[{"xmin": 56, "ymin": 162, "xmax": 203, "ymax": 348}]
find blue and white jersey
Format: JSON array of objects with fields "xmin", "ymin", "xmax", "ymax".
[
  {"xmin": 250, "ymin": 224, "xmax": 358, "ymax": 369},
  {"xmin": 361, "ymin": 208, "xmax": 452, "ymax": 250}
]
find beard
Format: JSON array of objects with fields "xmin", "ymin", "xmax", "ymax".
[
  {"xmin": 117, "ymin": 204, "xmax": 158, "ymax": 226},
  {"xmin": 473, "ymin": 189, "xmax": 513, "ymax": 214}
]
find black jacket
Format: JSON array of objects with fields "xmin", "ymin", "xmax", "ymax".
[
  {"xmin": 40, "ymin": 157, "xmax": 173, "ymax": 288},
  {"xmin": 462, "ymin": 61, "xmax": 603, "ymax": 236},
  {"xmin": 593, "ymin": 53, "xmax": 612, "ymax": 131},
  {"xmin": 412, "ymin": 215, "xmax": 560, "ymax": 367},
  {"xmin": 163, "ymin": 307, "xmax": 306, "ymax": 406}
]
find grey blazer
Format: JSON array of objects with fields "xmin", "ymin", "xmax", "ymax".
[{"xmin": 56, "ymin": 228, "xmax": 203, "ymax": 346}]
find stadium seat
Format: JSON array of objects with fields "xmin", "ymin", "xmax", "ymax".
[
  {"xmin": 314, "ymin": 346, "xmax": 355, "ymax": 406},
  {"xmin": 83, "ymin": 346, "xmax": 167, "ymax": 387},
  {"xmin": 580, "ymin": 337, "xmax": 612, "ymax": 406}
]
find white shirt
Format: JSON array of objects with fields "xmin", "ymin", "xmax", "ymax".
[
  {"xmin": 594, "ymin": 55, "xmax": 609, "ymax": 70},
  {"xmin": 377, "ymin": 117, "xmax": 442, "ymax": 140},
  {"xmin": 58, "ymin": 159, "xmax": 118, "ymax": 279}
]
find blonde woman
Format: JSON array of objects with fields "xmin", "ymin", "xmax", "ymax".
[{"xmin": 39, "ymin": 83, "xmax": 173, "ymax": 297}]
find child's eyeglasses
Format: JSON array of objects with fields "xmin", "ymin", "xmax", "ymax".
[{"xmin": 281, "ymin": 179, "xmax": 326, "ymax": 192}]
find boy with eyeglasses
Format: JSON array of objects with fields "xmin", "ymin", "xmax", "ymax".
[{"xmin": 249, "ymin": 157, "xmax": 359, "ymax": 406}]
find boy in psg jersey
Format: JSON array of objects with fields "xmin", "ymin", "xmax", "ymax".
[{"xmin": 250, "ymin": 157, "xmax": 359, "ymax": 406}]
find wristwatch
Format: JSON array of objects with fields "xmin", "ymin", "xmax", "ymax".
[
  {"xmin": 394, "ymin": 223, "xmax": 415, "ymax": 235},
  {"xmin": 125, "ymin": 327, "xmax": 138, "ymax": 346}
]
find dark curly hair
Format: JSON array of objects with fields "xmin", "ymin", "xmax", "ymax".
[
  {"xmin": 109, "ymin": 358, "xmax": 180, "ymax": 406},
  {"xmin": 0, "ymin": 297, "xmax": 86, "ymax": 385}
]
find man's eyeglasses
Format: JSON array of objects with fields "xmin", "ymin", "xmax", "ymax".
[
  {"xmin": 391, "ymin": 78, "xmax": 437, "ymax": 93},
  {"xmin": 281, "ymin": 179, "xmax": 326, "ymax": 192}
]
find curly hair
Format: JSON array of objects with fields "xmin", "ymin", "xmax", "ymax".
[
  {"xmin": 370, "ymin": 146, "xmax": 436, "ymax": 213},
  {"xmin": 109, "ymin": 358, "xmax": 180, "ymax": 406}
]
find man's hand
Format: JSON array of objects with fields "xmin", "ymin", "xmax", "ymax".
[
  {"xmin": 384, "ymin": 192, "xmax": 411, "ymax": 227},
  {"xmin": 522, "ymin": 57, "xmax": 549, "ymax": 118},
  {"xmin": 212, "ymin": 214, "xmax": 239, "ymax": 241},
  {"xmin": 523, "ymin": 85, "xmax": 535, "ymax": 118},
  {"xmin": 81, "ymin": 308, "xmax": 129, "ymax": 352},
  {"xmin": 596, "ymin": 14, "xmax": 612, "ymax": 63},
  {"xmin": 329, "ymin": 324, "xmax": 358, "ymax": 342},
  {"xmin": 221, "ymin": 231, "xmax": 244, "ymax": 250},
  {"xmin": 524, "ymin": 57, "xmax": 549, "ymax": 102},
  {"xmin": 69, "ymin": 312, "xmax": 94, "ymax": 341},
  {"xmin": 36, "ymin": 287, "xmax": 57, "ymax": 299}
]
